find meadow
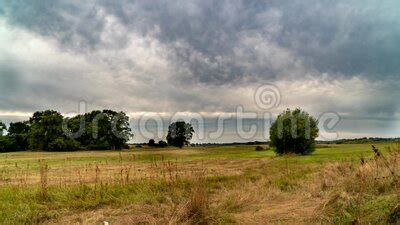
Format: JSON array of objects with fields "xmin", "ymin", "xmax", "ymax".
[{"xmin": 0, "ymin": 143, "xmax": 398, "ymax": 224}]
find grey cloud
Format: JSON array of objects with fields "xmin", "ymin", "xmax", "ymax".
[
  {"xmin": 0, "ymin": 0, "xmax": 399, "ymax": 136},
  {"xmin": 2, "ymin": 0, "xmax": 399, "ymax": 83},
  {"xmin": 0, "ymin": 66, "xmax": 21, "ymax": 94},
  {"xmin": 85, "ymin": 0, "xmax": 400, "ymax": 80},
  {"xmin": 268, "ymin": 0, "xmax": 400, "ymax": 78}
]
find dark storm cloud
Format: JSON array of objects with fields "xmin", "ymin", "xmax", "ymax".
[
  {"xmin": 2, "ymin": 0, "xmax": 399, "ymax": 83},
  {"xmin": 0, "ymin": 0, "xmax": 106, "ymax": 50},
  {"xmin": 269, "ymin": 0, "xmax": 400, "ymax": 78},
  {"xmin": 0, "ymin": 0, "xmax": 399, "ymax": 134}
]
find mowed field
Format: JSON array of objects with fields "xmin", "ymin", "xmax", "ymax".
[{"xmin": 0, "ymin": 143, "xmax": 398, "ymax": 224}]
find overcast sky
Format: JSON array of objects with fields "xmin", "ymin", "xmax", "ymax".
[{"xmin": 0, "ymin": 1, "xmax": 399, "ymax": 142}]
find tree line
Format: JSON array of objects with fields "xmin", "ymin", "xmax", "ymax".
[
  {"xmin": 1, "ymin": 108, "xmax": 322, "ymax": 155},
  {"xmin": 0, "ymin": 110, "xmax": 132, "ymax": 152},
  {"xmin": 0, "ymin": 110, "xmax": 196, "ymax": 152}
]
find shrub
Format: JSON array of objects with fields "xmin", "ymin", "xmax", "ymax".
[
  {"xmin": 47, "ymin": 138, "xmax": 81, "ymax": 151},
  {"xmin": 158, "ymin": 140, "xmax": 168, "ymax": 147},
  {"xmin": 0, "ymin": 136, "xmax": 12, "ymax": 152},
  {"xmin": 148, "ymin": 139, "xmax": 156, "ymax": 147},
  {"xmin": 86, "ymin": 143, "xmax": 111, "ymax": 150},
  {"xmin": 255, "ymin": 146, "xmax": 264, "ymax": 151},
  {"xmin": 269, "ymin": 108, "xmax": 318, "ymax": 155}
]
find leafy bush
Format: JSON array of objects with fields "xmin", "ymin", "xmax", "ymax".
[
  {"xmin": 0, "ymin": 120, "xmax": 6, "ymax": 136},
  {"xmin": 255, "ymin": 146, "xmax": 264, "ymax": 151},
  {"xmin": 269, "ymin": 108, "xmax": 318, "ymax": 155},
  {"xmin": 48, "ymin": 138, "xmax": 81, "ymax": 151},
  {"xmin": 158, "ymin": 140, "xmax": 168, "ymax": 147},
  {"xmin": 148, "ymin": 139, "xmax": 156, "ymax": 146},
  {"xmin": 85, "ymin": 142, "xmax": 112, "ymax": 150},
  {"xmin": 0, "ymin": 136, "xmax": 12, "ymax": 152}
]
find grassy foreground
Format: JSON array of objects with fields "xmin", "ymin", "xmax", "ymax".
[{"xmin": 0, "ymin": 143, "xmax": 398, "ymax": 224}]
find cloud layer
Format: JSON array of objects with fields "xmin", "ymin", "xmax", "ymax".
[{"xmin": 0, "ymin": 0, "xmax": 399, "ymax": 141}]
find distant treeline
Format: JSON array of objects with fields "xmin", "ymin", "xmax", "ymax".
[
  {"xmin": 189, "ymin": 141, "xmax": 269, "ymax": 147},
  {"xmin": 130, "ymin": 141, "xmax": 269, "ymax": 147},
  {"xmin": 142, "ymin": 138, "xmax": 399, "ymax": 147},
  {"xmin": 0, "ymin": 110, "xmax": 132, "ymax": 152},
  {"xmin": 318, "ymin": 137, "xmax": 400, "ymax": 144}
]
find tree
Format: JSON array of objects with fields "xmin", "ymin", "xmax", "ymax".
[
  {"xmin": 166, "ymin": 121, "xmax": 194, "ymax": 148},
  {"xmin": 27, "ymin": 110, "xmax": 68, "ymax": 151},
  {"xmin": 68, "ymin": 110, "xmax": 133, "ymax": 150},
  {"xmin": 148, "ymin": 139, "xmax": 156, "ymax": 146},
  {"xmin": 0, "ymin": 120, "xmax": 6, "ymax": 136},
  {"xmin": 8, "ymin": 121, "xmax": 29, "ymax": 135},
  {"xmin": 100, "ymin": 110, "xmax": 132, "ymax": 150},
  {"xmin": 0, "ymin": 136, "xmax": 12, "ymax": 152},
  {"xmin": 7, "ymin": 121, "xmax": 30, "ymax": 151},
  {"xmin": 269, "ymin": 108, "xmax": 319, "ymax": 155}
]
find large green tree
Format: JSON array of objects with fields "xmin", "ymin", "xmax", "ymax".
[
  {"xmin": 269, "ymin": 108, "xmax": 319, "ymax": 155},
  {"xmin": 28, "ymin": 110, "xmax": 63, "ymax": 150},
  {"xmin": 68, "ymin": 110, "xmax": 133, "ymax": 150},
  {"xmin": 7, "ymin": 121, "xmax": 30, "ymax": 151},
  {"xmin": 166, "ymin": 121, "xmax": 194, "ymax": 148},
  {"xmin": 102, "ymin": 110, "xmax": 132, "ymax": 150},
  {"xmin": 0, "ymin": 120, "xmax": 6, "ymax": 136},
  {"xmin": 28, "ymin": 110, "xmax": 79, "ymax": 151}
]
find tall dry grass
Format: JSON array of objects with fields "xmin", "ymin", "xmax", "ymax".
[
  {"xmin": 320, "ymin": 144, "xmax": 399, "ymax": 223},
  {"xmin": 182, "ymin": 171, "xmax": 210, "ymax": 224},
  {"xmin": 1, "ymin": 145, "xmax": 398, "ymax": 224},
  {"xmin": 38, "ymin": 159, "xmax": 49, "ymax": 199}
]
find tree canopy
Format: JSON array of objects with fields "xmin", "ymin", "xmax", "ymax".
[
  {"xmin": 0, "ymin": 109, "xmax": 133, "ymax": 152},
  {"xmin": 166, "ymin": 121, "xmax": 194, "ymax": 148},
  {"xmin": 269, "ymin": 108, "xmax": 319, "ymax": 155},
  {"xmin": 148, "ymin": 139, "xmax": 156, "ymax": 146},
  {"xmin": 67, "ymin": 110, "xmax": 133, "ymax": 150},
  {"xmin": 0, "ymin": 120, "xmax": 6, "ymax": 136},
  {"xmin": 28, "ymin": 110, "xmax": 66, "ymax": 151}
]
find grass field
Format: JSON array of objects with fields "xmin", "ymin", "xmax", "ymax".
[{"xmin": 0, "ymin": 143, "xmax": 398, "ymax": 224}]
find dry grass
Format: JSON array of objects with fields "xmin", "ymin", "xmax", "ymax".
[
  {"xmin": 38, "ymin": 159, "xmax": 49, "ymax": 199},
  {"xmin": 319, "ymin": 145, "xmax": 400, "ymax": 224},
  {"xmin": 0, "ymin": 143, "xmax": 398, "ymax": 224},
  {"xmin": 0, "ymin": 157, "xmax": 271, "ymax": 186}
]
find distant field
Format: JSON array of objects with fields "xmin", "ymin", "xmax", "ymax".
[{"xmin": 0, "ymin": 143, "xmax": 398, "ymax": 224}]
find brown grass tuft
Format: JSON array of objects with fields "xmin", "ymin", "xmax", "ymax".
[{"xmin": 38, "ymin": 159, "xmax": 49, "ymax": 199}]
